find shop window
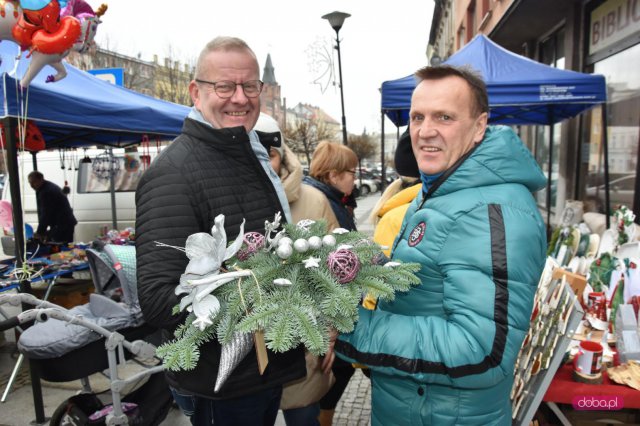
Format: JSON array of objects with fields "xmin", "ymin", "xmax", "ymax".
[
  {"xmin": 534, "ymin": 124, "xmax": 562, "ymax": 210},
  {"xmin": 582, "ymin": 43, "xmax": 640, "ymax": 215},
  {"xmin": 481, "ymin": 0, "xmax": 490, "ymax": 16},
  {"xmin": 466, "ymin": 2, "xmax": 476, "ymax": 43},
  {"xmin": 533, "ymin": 30, "xmax": 565, "ymax": 212}
]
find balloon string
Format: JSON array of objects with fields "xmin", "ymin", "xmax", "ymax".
[{"xmin": 16, "ymin": 84, "xmax": 30, "ymax": 268}]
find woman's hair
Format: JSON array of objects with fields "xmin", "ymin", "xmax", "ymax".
[{"xmin": 309, "ymin": 141, "xmax": 358, "ymax": 184}]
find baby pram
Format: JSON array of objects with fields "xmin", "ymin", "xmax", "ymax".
[{"xmin": 1, "ymin": 244, "xmax": 172, "ymax": 425}]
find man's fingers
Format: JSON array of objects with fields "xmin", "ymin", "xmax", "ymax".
[{"xmin": 322, "ymin": 350, "xmax": 335, "ymax": 374}]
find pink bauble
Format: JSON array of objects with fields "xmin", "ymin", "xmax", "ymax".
[
  {"xmin": 244, "ymin": 232, "xmax": 265, "ymax": 249},
  {"xmin": 327, "ymin": 249, "xmax": 360, "ymax": 284},
  {"xmin": 237, "ymin": 232, "xmax": 265, "ymax": 260}
]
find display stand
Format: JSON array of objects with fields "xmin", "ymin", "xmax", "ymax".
[{"xmin": 511, "ymin": 263, "xmax": 585, "ymax": 426}]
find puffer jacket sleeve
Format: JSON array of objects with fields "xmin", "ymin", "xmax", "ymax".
[
  {"xmin": 337, "ymin": 202, "xmax": 544, "ymax": 389},
  {"xmin": 135, "ymin": 155, "xmax": 200, "ymax": 330}
]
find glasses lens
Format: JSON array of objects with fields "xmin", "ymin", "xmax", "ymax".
[
  {"xmin": 242, "ymin": 81, "xmax": 263, "ymax": 98},
  {"xmin": 214, "ymin": 81, "xmax": 236, "ymax": 98}
]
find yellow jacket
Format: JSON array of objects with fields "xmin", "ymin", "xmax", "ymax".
[
  {"xmin": 373, "ymin": 182, "xmax": 422, "ymax": 256},
  {"xmin": 362, "ymin": 181, "xmax": 421, "ymax": 310}
]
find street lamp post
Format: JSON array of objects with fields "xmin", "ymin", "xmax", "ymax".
[{"xmin": 322, "ymin": 11, "xmax": 350, "ymax": 146}]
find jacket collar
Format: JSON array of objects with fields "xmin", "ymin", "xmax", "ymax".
[{"xmin": 181, "ymin": 117, "xmax": 251, "ymax": 149}]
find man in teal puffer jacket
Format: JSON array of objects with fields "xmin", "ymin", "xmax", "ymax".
[{"xmin": 335, "ymin": 65, "xmax": 546, "ymax": 425}]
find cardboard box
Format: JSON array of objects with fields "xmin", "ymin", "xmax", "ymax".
[{"xmin": 31, "ymin": 279, "xmax": 94, "ymax": 309}]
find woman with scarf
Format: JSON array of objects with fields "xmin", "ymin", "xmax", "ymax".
[{"xmin": 302, "ymin": 140, "xmax": 359, "ymax": 426}]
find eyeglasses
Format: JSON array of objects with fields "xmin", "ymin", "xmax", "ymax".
[
  {"xmin": 344, "ymin": 170, "xmax": 357, "ymax": 175},
  {"xmin": 195, "ymin": 79, "xmax": 264, "ymax": 99}
]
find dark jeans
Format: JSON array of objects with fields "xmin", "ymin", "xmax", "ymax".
[
  {"xmin": 318, "ymin": 357, "xmax": 355, "ymax": 410},
  {"xmin": 282, "ymin": 403, "xmax": 320, "ymax": 426},
  {"xmin": 170, "ymin": 386, "xmax": 282, "ymax": 426}
]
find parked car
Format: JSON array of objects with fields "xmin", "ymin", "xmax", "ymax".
[
  {"xmin": 585, "ymin": 173, "xmax": 636, "ymax": 212},
  {"xmin": 353, "ymin": 173, "xmax": 379, "ymax": 197}
]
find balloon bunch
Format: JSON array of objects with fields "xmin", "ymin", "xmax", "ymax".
[{"xmin": 0, "ymin": 0, "xmax": 107, "ymax": 87}]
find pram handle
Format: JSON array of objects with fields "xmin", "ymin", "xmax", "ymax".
[
  {"xmin": 0, "ymin": 315, "xmax": 20, "ymax": 332},
  {"xmin": 0, "ymin": 292, "xmax": 60, "ymax": 309},
  {"xmin": 0, "ymin": 293, "xmax": 158, "ymax": 361}
]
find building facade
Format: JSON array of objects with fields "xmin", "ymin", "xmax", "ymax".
[
  {"xmin": 260, "ymin": 53, "xmax": 286, "ymax": 126},
  {"xmin": 67, "ymin": 48, "xmax": 156, "ymax": 96},
  {"xmin": 67, "ymin": 49, "xmax": 194, "ymax": 106},
  {"xmin": 152, "ymin": 54, "xmax": 194, "ymax": 106},
  {"xmin": 429, "ymin": 0, "xmax": 640, "ymax": 223}
]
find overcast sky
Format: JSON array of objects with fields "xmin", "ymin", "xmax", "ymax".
[{"xmin": 94, "ymin": 1, "xmax": 434, "ymax": 134}]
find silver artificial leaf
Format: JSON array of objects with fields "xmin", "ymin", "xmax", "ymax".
[
  {"xmin": 191, "ymin": 294, "xmax": 220, "ymax": 331},
  {"xmin": 215, "ymin": 331, "xmax": 254, "ymax": 392},
  {"xmin": 183, "ymin": 215, "xmax": 245, "ymax": 276}
]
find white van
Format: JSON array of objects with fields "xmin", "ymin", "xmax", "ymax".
[{"xmin": 1, "ymin": 146, "xmax": 164, "ymax": 251}]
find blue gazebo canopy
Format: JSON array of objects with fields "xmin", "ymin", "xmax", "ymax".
[
  {"xmin": 0, "ymin": 40, "xmax": 189, "ymax": 148},
  {"xmin": 381, "ymin": 34, "xmax": 607, "ymax": 126}
]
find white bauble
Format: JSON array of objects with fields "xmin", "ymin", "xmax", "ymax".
[
  {"xmin": 332, "ymin": 228, "xmax": 349, "ymax": 234},
  {"xmin": 276, "ymin": 244, "xmax": 293, "ymax": 259},
  {"xmin": 279, "ymin": 237, "xmax": 293, "ymax": 247},
  {"xmin": 294, "ymin": 238, "xmax": 310, "ymax": 253},
  {"xmin": 273, "ymin": 278, "xmax": 293, "ymax": 286},
  {"xmin": 322, "ymin": 235, "xmax": 336, "ymax": 247},
  {"xmin": 308, "ymin": 236, "xmax": 322, "ymax": 250}
]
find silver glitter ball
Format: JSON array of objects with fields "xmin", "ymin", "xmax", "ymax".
[
  {"xmin": 276, "ymin": 244, "xmax": 293, "ymax": 259},
  {"xmin": 294, "ymin": 238, "xmax": 310, "ymax": 253},
  {"xmin": 279, "ymin": 237, "xmax": 293, "ymax": 247},
  {"xmin": 308, "ymin": 236, "xmax": 322, "ymax": 250},
  {"xmin": 322, "ymin": 235, "xmax": 336, "ymax": 247}
]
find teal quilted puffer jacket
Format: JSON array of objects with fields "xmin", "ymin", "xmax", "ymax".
[{"xmin": 336, "ymin": 126, "xmax": 547, "ymax": 425}]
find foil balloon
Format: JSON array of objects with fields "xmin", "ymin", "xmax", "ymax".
[
  {"xmin": 71, "ymin": 14, "xmax": 97, "ymax": 52},
  {"xmin": 0, "ymin": 200, "xmax": 13, "ymax": 232},
  {"xmin": 0, "ymin": 1, "xmax": 20, "ymax": 42},
  {"xmin": 60, "ymin": 0, "xmax": 92, "ymax": 19},
  {"xmin": 30, "ymin": 14, "xmax": 80, "ymax": 54},
  {"xmin": 61, "ymin": 0, "xmax": 107, "ymax": 53},
  {"xmin": 13, "ymin": 0, "xmax": 80, "ymax": 54},
  {"xmin": 19, "ymin": 49, "xmax": 67, "ymax": 86},
  {"xmin": 0, "ymin": 119, "xmax": 46, "ymax": 151}
]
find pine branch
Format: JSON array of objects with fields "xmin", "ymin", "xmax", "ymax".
[
  {"xmin": 158, "ymin": 217, "xmax": 423, "ymax": 372},
  {"xmin": 265, "ymin": 310, "xmax": 295, "ymax": 352}
]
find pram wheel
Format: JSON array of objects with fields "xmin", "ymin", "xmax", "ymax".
[{"xmin": 49, "ymin": 393, "xmax": 104, "ymax": 425}]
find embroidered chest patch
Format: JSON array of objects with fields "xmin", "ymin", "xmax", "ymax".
[{"xmin": 408, "ymin": 222, "xmax": 426, "ymax": 247}]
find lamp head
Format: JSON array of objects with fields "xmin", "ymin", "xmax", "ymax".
[{"xmin": 322, "ymin": 11, "xmax": 351, "ymax": 32}]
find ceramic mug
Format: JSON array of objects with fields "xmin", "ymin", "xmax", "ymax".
[{"xmin": 573, "ymin": 340, "xmax": 603, "ymax": 376}]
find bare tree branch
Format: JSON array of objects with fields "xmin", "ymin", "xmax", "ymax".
[{"xmin": 284, "ymin": 117, "xmax": 336, "ymax": 165}]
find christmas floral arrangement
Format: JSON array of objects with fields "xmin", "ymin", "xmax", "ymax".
[{"xmin": 156, "ymin": 213, "xmax": 421, "ymax": 391}]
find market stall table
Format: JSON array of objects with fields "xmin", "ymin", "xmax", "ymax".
[{"xmin": 543, "ymin": 363, "xmax": 640, "ymax": 424}]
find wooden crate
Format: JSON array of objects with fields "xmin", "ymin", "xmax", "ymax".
[{"xmin": 552, "ymin": 268, "xmax": 587, "ymax": 302}]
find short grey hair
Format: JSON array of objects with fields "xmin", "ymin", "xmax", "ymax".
[{"xmin": 195, "ymin": 36, "xmax": 258, "ymax": 78}]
